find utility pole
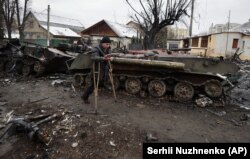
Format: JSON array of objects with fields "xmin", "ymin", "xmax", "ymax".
[
  {"xmin": 47, "ymin": 5, "xmax": 50, "ymax": 47},
  {"xmin": 189, "ymin": 0, "xmax": 195, "ymax": 37},
  {"xmin": 225, "ymin": 10, "xmax": 230, "ymax": 56}
]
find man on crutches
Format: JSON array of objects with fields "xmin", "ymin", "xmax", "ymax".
[
  {"xmin": 81, "ymin": 36, "xmax": 112, "ymax": 106},
  {"xmin": 91, "ymin": 55, "xmax": 117, "ymax": 114}
]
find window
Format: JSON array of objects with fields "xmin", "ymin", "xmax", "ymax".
[
  {"xmin": 191, "ymin": 38, "xmax": 199, "ymax": 47},
  {"xmin": 201, "ymin": 37, "xmax": 208, "ymax": 47},
  {"xmin": 232, "ymin": 39, "xmax": 239, "ymax": 49},
  {"xmin": 169, "ymin": 43, "xmax": 178, "ymax": 49}
]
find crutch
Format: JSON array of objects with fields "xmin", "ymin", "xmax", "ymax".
[
  {"xmin": 93, "ymin": 62, "xmax": 100, "ymax": 114},
  {"xmin": 108, "ymin": 60, "xmax": 117, "ymax": 102}
]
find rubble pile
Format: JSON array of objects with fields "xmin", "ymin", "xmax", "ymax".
[{"xmin": 229, "ymin": 63, "xmax": 250, "ymax": 109}]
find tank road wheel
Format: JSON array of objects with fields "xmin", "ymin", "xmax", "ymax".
[
  {"xmin": 104, "ymin": 76, "xmax": 120, "ymax": 91},
  {"xmin": 125, "ymin": 78, "xmax": 142, "ymax": 94},
  {"xmin": 73, "ymin": 74, "xmax": 84, "ymax": 87},
  {"xmin": 22, "ymin": 64, "xmax": 32, "ymax": 76},
  {"xmin": 174, "ymin": 82, "xmax": 194, "ymax": 101},
  {"xmin": 148, "ymin": 80, "xmax": 167, "ymax": 97},
  {"xmin": 33, "ymin": 61, "xmax": 45, "ymax": 76},
  {"xmin": 204, "ymin": 80, "xmax": 223, "ymax": 98}
]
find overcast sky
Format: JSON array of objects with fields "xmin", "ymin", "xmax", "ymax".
[{"xmin": 30, "ymin": 0, "xmax": 250, "ymax": 34}]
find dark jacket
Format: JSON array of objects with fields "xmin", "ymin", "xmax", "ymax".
[{"xmin": 90, "ymin": 45, "xmax": 111, "ymax": 82}]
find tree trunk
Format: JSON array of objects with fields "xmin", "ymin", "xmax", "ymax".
[
  {"xmin": 19, "ymin": 28, "xmax": 24, "ymax": 41},
  {"xmin": 143, "ymin": 35, "xmax": 149, "ymax": 50},
  {"xmin": 7, "ymin": 24, "xmax": 12, "ymax": 39},
  {"xmin": 143, "ymin": 30, "xmax": 157, "ymax": 50},
  {"xmin": 0, "ymin": 0, "xmax": 4, "ymax": 38},
  {"xmin": 15, "ymin": 0, "xmax": 27, "ymax": 42}
]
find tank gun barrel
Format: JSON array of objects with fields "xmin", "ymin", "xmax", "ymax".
[{"xmin": 91, "ymin": 56, "xmax": 185, "ymax": 70}]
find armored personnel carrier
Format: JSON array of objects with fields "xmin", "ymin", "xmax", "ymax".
[{"xmin": 69, "ymin": 53, "xmax": 238, "ymax": 101}]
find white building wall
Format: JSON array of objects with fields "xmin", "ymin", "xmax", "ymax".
[
  {"xmin": 213, "ymin": 33, "xmax": 242, "ymax": 57},
  {"xmin": 241, "ymin": 36, "xmax": 250, "ymax": 60},
  {"xmin": 119, "ymin": 37, "xmax": 131, "ymax": 49}
]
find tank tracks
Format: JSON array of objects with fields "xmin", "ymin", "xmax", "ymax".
[{"xmin": 73, "ymin": 73, "xmax": 224, "ymax": 102}]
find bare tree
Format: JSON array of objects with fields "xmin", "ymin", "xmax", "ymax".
[
  {"xmin": 126, "ymin": 0, "xmax": 191, "ymax": 49},
  {"xmin": 2, "ymin": 0, "xmax": 16, "ymax": 39},
  {"xmin": 15, "ymin": 0, "xmax": 30, "ymax": 41}
]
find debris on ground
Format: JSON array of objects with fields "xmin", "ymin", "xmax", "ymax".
[
  {"xmin": 228, "ymin": 119, "xmax": 243, "ymax": 127},
  {"xmin": 51, "ymin": 80, "xmax": 66, "ymax": 87},
  {"xmin": 145, "ymin": 133, "xmax": 158, "ymax": 141},
  {"xmin": 206, "ymin": 109, "xmax": 227, "ymax": 117},
  {"xmin": 0, "ymin": 102, "xmax": 8, "ymax": 106},
  {"xmin": 230, "ymin": 64, "xmax": 250, "ymax": 109},
  {"xmin": 109, "ymin": 140, "xmax": 116, "ymax": 147},
  {"xmin": 195, "ymin": 95, "xmax": 213, "ymax": 107},
  {"xmin": 0, "ymin": 113, "xmax": 61, "ymax": 144},
  {"xmin": 240, "ymin": 114, "xmax": 250, "ymax": 121},
  {"xmin": 71, "ymin": 142, "xmax": 78, "ymax": 148}
]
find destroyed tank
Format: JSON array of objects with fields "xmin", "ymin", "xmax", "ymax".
[
  {"xmin": 69, "ymin": 52, "xmax": 237, "ymax": 102},
  {"xmin": 15, "ymin": 42, "xmax": 78, "ymax": 77}
]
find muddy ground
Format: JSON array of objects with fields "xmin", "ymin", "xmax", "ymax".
[{"xmin": 0, "ymin": 74, "xmax": 250, "ymax": 159}]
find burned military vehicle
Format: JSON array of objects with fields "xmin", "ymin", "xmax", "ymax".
[
  {"xmin": 0, "ymin": 39, "xmax": 23, "ymax": 73},
  {"xmin": 0, "ymin": 40, "xmax": 78, "ymax": 76},
  {"xmin": 69, "ymin": 53, "xmax": 238, "ymax": 101},
  {"xmin": 20, "ymin": 42, "xmax": 77, "ymax": 76}
]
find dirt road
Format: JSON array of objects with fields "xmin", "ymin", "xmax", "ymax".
[{"xmin": 0, "ymin": 75, "xmax": 250, "ymax": 159}]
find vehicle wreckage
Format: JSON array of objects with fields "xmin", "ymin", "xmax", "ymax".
[
  {"xmin": 0, "ymin": 113, "xmax": 60, "ymax": 144},
  {"xmin": 20, "ymin": 43, "xmax": 78, "ymax": 76},
  {"xmin": 0, "ymin": 39, "xmax": 23, "ymax": 73},
  {"xmin": 69, "ymin": 52, "xmax": 240, "ymax": 102},
  {"xmin": 0, "ymin": 39, "xmax": 79, "ymax": 76}
]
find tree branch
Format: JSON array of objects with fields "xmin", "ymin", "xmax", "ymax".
[
  {"xmin": 139, "ymin": 0, "xmax": 152, "ymax": 24},
  {"xmin": 126, "ymin": 0, "xmax": 152, "ymax": 24}
]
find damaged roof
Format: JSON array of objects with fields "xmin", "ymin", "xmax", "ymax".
[{"xmin": 231, "ymin": 19, "xmax": 250, "ymax": 34}]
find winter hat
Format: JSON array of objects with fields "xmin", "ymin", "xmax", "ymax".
[{"xmin": 100, "ymin": 36, "xmax": 111, "ymax": 43}]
